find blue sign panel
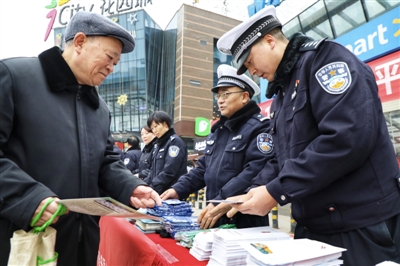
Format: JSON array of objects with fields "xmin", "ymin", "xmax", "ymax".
[{"xmin": 335, "ymin": 6, "xmax": 400, "ymax": 62}]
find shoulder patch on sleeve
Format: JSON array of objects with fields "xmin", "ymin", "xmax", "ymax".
[
  {"xmin": 168, "ymin": 145, "xmax": 180, "ymax": 157},
  {"xmin": 257, "ymin": 133, "xmax": 274, "ymax": 154},
  {"xmin": 315, "ymin": 62, "xmax": 352, "ymax": 94},
  {"xmin": 299, "ymin": 38, "xmax": 326, "ymax": 52},
  {"xmin": 124, "ymin": 158, "xmax": 130, "ymax": 165}
]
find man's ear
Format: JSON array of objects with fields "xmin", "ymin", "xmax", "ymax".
[
  {"xmin": 242, "ymin": 91, "xmax": 250, "ymax": 103},
  {"xmin": 73, "ymin": 33, "xmax": 87, "ymax": 54},
  {"xmin": 263, "ymin": 34, "xmax": 276, "ymax": 49}
]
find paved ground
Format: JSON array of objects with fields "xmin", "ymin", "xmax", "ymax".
[{"xmin": 191, "ymin": 199, "xmax": 294, "ymax": 235}]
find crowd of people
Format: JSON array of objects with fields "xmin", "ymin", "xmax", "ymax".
[{"xmin": 1, "ymin": 6, "xmax": 399, "ymax": 266}]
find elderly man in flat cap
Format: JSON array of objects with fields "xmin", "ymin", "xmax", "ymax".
[
  {"xmin": 0, "ymin": 11, "xmax": 161, "ymax": 265},
  {"xmin": 218, "ymin": 6, "xmax": 400, "ymax": 265},
  {"xmin": 161, "ymin": 64, "xmax": 277, "ymax": 229}
]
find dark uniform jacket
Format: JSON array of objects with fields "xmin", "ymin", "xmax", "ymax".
[
  {"xmin": 113, "ymin": 145, "xmax": 124, "ymax": 160},
  {"xmin": 0, "ymin": 47, "xmax": 147, "ymax": 265},
  {"xmin": 123, "ymin": 147, "xmax": 142, "ymax": 173},
  {"xmin": 172, "ymin": 101, "xmax": 278, "ymax": 228},
  {"xmin": 263, "ymin": 33, "xmax": 400, "ymax": 234},
  {"xmin": 144, "ymin": 128, "xmax": 187, "ymax": 194},
  {"xmin": 135, "ymin": 138, "xmax": 157, "ymax": 179}
]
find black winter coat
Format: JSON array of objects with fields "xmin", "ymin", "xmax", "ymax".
[{"xmin": 0, "ymin": 47, "xmax": 147, "ymax": 265}]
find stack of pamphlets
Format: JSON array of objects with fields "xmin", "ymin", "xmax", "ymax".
[
  {"xmin": 162, "ymin": 216, "xmax": 200, "ymax": 238},
  {"xmin": 147, "ymin": 199, "xmax": 193, "ymax": 217},
  {"xmin": 135, "ymin": 219, "xmax": 162, "ymax": 234},
  {"xmin": 174, "ymin": 229, "xmax": 210, "ymax": 249},
  {"xmin": 242, "ymin": 238, "xmax": 346, "ymax": 265},
  {"xmin": 207, "ymin": 226, "xmax": 291, "ymax": 266},
  {"xmin": 189, "ymin": 230, "xmax": 215, "ymax": 261}
]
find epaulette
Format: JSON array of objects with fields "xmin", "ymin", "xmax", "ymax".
[
  {"xmin": 299, "ymin": 38, "xmax": 327, "ymax": 52},
  {"xmin": 254, "ymin": 113, "xmax": 268, "ymax": 122}
]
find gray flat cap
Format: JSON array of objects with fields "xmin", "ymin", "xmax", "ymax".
[{"xmin": 64, "ymin": 11, "xmax": 135, "ymax": 53}]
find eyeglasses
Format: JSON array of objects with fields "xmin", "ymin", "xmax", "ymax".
[{"xmin": 214, "ymin": 91, "xmax": 244, "ymax": 100}]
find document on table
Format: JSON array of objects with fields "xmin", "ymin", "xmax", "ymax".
[{"xmin": 57, "ymin": 197, "xmax": 162, "ymax": 220}]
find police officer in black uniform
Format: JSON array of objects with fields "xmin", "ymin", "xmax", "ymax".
[
  {"xmin": 135, "ymin": 126, "xmax": 157, "ymax": 180},
  {"xmin": 161, "ymin": 64, "xmax": 277, "ymax": 229},
  {"xmin": 123, "ymin": 135, "xmax": 142, "ymax": 173},
  {"xmin": 218, "ymin": 6, "xmax": 400, "ymax": 265},
  {"xmin": 144, "ymin": 111, "xmax": 188, "ymax": 194}
]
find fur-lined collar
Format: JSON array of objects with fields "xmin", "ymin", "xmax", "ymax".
[
  {"xmin": 211, "ymin": 100, "xmax": 261, "ymax": 132},
  {"xmin": 266, "ymin": 33, "xmax": 314, "ymax": 98},
  {"xmin": 143, "ymin": 137, "xmax": 157, "ymax": 152},
  {"xmin": 156, "ymin": 128, "xmax": 176, "ymax": 146},
  {"xmin": 38, "ymin": 46, "xmax": 99, "ymax": 109}
]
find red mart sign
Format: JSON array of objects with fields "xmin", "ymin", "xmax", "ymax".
[{"xmin": 367, "ymin": 50, "xmax": 400, "ymax": 103}]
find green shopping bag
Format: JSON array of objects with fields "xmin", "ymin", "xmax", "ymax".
[{"xmin": 8, "ymin": 198, "xmax": 67, "ymax": 266}]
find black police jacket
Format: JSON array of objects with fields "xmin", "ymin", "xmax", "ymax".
[
  {"xmin": 123, "ymin": 147, "xmax": 142, "ymax": 173},
  {"xmin": 136, "ymin": 138, "xmax": 157, "ymax": 179},
  {"xmin": 144, "ymin": 128, "xmax": 187, "ymax": 194},
  {"xmin": 172, "ymin": 101, "xmax": 277, "ymax": 227},
  {"xmin": 264, "ymin": 33, "xmax": 400, "ymax": 234}
]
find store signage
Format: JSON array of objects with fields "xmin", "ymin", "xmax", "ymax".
[
  {"xmin": 43, "ymin": 0, "xmax": 153, "ymax": 41},
  {"xmin": 194, "ymin": 138, "xmax": 207, "ymax": 152},
  {"xmin": 367, "ymin": 50, "xmax": 400, "ymax": 103},
  {"xmin": 335, "ymin": 6, "xmax": 400, "ymax": 62},
  {"xmin": 195, "ymin": 117, "xmax": 211, "ymax": 137}
]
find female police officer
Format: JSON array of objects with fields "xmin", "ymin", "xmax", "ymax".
[{"xmin": 144, "ymin": 111, "xmax": 188, "ymax": 194}]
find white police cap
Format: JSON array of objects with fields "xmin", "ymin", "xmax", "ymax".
[
  {"xmin": 211, "ymin": 64, "xmax": 260, "ymax": 98},
  {"xmin": 217, "ymin": 6, "xmax": 282, "ymax": 75}
]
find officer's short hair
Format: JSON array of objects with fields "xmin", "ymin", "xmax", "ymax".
[
  {"xmin": 127, "ymin": 135, "xmax": 140, "ymax": 148},
  {"xmin": 147, "ymin": 111, "xmax": 172, "ymax": 128}
]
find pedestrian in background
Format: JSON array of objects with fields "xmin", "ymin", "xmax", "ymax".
[
  {"xmin": 161, "ymin": 64, "xmax": 277, "ymax": 229},
  {"xmin": 144, "ymin": 111, "xmax": 188, "ymax": 194},
  {"xmin": 0, "ymin": 11, "xmax": 161, "ymax": 266},
  {"xmin": 218, "ymin": 6, "xmax": 400, "ymax": 265},
  {"xmin": 123, "ymin": 135, "xmax": 142, "ymax": 174},
  {"xmin": 134, "ymin": 125, "xmax": 157, "ymax": 180},
  {"xmin": 112, "ymin": 137, "xmax": 124, "ymax": 160}
]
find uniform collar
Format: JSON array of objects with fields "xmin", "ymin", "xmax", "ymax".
[
  {"xmin": 38, "ymin": 46, "xmax": 100, "ymax": 109},
  {"xmin": 266, "ymin": 33, "xmax": 313, "ymax": 98},
  {"xmin": 156, "ymin": 128, "xmax": 176, "ymax": 146}
]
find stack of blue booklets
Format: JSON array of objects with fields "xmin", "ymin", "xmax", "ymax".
[
  {"xmin": 161, "ymin": 216, "xmax": 200, "ymax": 238},
  {"xmin": 147, "ymin": 199, "xmax": 194, "ymax": 217}
]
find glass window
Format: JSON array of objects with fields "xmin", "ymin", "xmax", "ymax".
[
  {"xmin": 299, "ymin": 1, "xmax": 333, "ymax": 39},
  {"xmin": 282, "ymin": 17, "xmax": 302, "ymax": 39},
  {"xmin": 325, "ymin": 0, "xmax": 366, "ymax": 38},
  {"xmin": 364, "ymin": 0, "xmax": 400, "ymax": 21}
]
